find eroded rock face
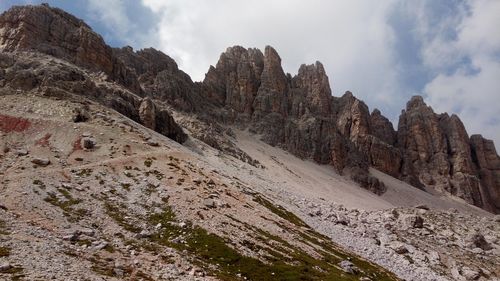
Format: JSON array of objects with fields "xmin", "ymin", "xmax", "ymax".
[
  {"xmin": 470, "ymin": 135, "xmax": 500, "ymax": 213},
  {"xmin": 0, "ymin": 43, "xmax": 186, "ymax": 145},
  {"xmin": 252, "ymin": 46, "xmax": 289, "ymax": 119},
  {"xmin": 201, "ymin": 46, "xmax": 386, "ymax": 195},
  {"xmin": 202, "ymin": 46, "xmax": 264, "ymax": 114},
  {"xmin": 114, "ymin": 47, "xmax": 200, "ymax": 112},
  {"xmin": 0, "ymin": 4, "xmax": 140, "ymax": 93},
  {"xmin": 397, "ymin": 96, "xmax": 499, "ymax": 212},
  {"xmin": 2, "ymin": 4, "xmax": 498, "ymax": 212},
  {"xmin": 289, "ymin": 61, "xmax": 332, "ymax": 117},
  {"xmin": 370, "ymin": 109, "xmax": 396, "ymax": 145},
  {"xmin": 139, "ymin": 97, "xmax": 156, "ymax": 130}
]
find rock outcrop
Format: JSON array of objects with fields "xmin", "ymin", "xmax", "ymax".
[
  {"xmin": 114, "ymin": 47, "xmax": 200, "ymax": 112},
  {"xmin": 0, "ymin": 4, "xmax": 187, "ymax": 144},
  {"xmin": 197, "ymin": 46, "xmax": 499, "ymax": 212},
  {"xmin": 202, "ymin": 46, "xmax": 264, "ymax": 114},
  {"xmin": 470, "ymin": 135, "xmax": 500, "ymax": 212},
  {"xmin": 0, "ymin": 4, "xmax": 141, "ymax": 93},
  {"xmin": 198, "ymin": 46, "xmax": 386, "ymax": 194},
  {"xmin": 397, "ymin": 96, "xmax": 499, "ymax": 213},
  {"xmin": 139, "ymin": 97, "xmax": 156, "ymax": 130}
]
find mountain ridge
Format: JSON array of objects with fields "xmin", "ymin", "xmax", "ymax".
[
  {"xmin": 0, "ymin": 4, "xmax": 499, "ymax": 281},
  {"xmin": 0, "ymin": 3, "xmax": 498, "ymax": 213}
]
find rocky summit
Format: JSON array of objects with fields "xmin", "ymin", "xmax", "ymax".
[{"xmin": 0, "ymin": 4, "xmax": 499, "ymax": 281}]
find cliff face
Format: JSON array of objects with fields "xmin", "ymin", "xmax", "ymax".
[
  {"xmin": 397, "ymin": 96, "xmax": 499, "ymax": 212},
  {"xmin": 1, "ymin": 4, "xmax": 498, "ymax": 213},
  {"xmin": 0, "ymin": 4, "xmax": 141, "ymax": 94},
  {"xmin": 0, "ymin": 4, "xmax": 186, "ymax": 143},
  {"xmin": 195, "ymin": 46, "xmax": 500, "ymax": 212}
]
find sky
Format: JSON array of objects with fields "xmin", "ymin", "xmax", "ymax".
[{"xmin": 1, "ymin": 0, "xmax": 499, "ymax": 146}]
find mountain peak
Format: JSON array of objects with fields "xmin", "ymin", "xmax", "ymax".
[{"xmin": 406, "ymin": 95, "xmax": 427, "ymax": 110}]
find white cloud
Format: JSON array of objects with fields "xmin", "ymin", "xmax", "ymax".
[
  {"xmin": 425, "ymin": 56, "xmax": 500, "ymax": 145},
  {"xmin": 85, "ymin": 0, "xmax": 156, "ymax": 48},
  {"xmin": 140, "ymin": 0, "xmax": 402, "ymax": 112},
  {"xmin": 86, "ymin": 0, "xmax": 131, "ymax": 35},
  {"xmin": 418, "ymin": 0, "xmax": 500, "ymax": 146}
]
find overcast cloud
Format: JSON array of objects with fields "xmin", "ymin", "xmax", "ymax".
[{"xmin": 1, "ymin": 0, "xmax": 499, "ymax": 146}]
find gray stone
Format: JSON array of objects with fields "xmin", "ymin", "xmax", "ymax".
[
  {"xmin": 399, "ymin": 214, "xmax": 424, "ymax": 229},
  {"xmin": 466, "ymin": 233, "xmax": 492, "ymax": 251},
  {"xmin": 414, "ymin": 204, "xmax": 430, "ymax": 210},
  {"xmin": 203, "ymin": 198, "xmax": 216, "ymax": 208},
  {"xmin": 338, "ymin": 260, "xmax": 358, "ymax": 274},
  {"xmin": 0, "ymin": 263, "xmax": 12, "ymax": 272},
  {"xmin": 81, "ymin": 137, "xmax": 96, "ymax": 149},
  {"xmin": 147, "ymin": 140, "xmax": 159, "ymax": 147},
  {"xmin": 462, "ymin": 267, "xmax": 480, "ymax": 280},
  {"xmin": 15, "ymin": 149, "xmax": 28, "ymax": 156},
  {"xmin": 31, "ymin": 157, "xmax": 50, "ymax": 166}
]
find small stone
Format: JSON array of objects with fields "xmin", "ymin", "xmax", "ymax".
[
  {"xmin": 470, "ymin": 248, "xmax": 483, "ymax": 254},
  {"xmin": 147, "ymin": 140, "xmax": 159, "ymax": 146},
  {"xmin": 414, "ymin": 204, "xmax": 429, "ymax": 210},
  {"xmin": 136, "ymin": 230, "xmax": 151, "ymax": 238},
  {"xmin": 0, "ymin": 263, "xmax": 12, "ymax": 272},
  {"xmin": 81, "ymin": 137, "xmax": 96, "ymax": 149},
  {"xmin": 466, "ymin": 233, "xmax": 492, "ymax": 251},
  {"xmin": 203, "ymin": 198, "xmax": 216, "ymax": 208},
  {"xmin": 94, "ymin": 241, "xmax": 109, "ymax": 250},
  {"xmin": 338, "ymin": 260, "xmax": 358, "ymax": 274},
  {"xmin": 15, "ymin": 149, "xmax": 29, "ymax": 156},
  {"xmin": 462, "ymin": 267, "xmax": 480, "ymax": 280},
  {"xmin": 336, "ymin": 215, "xmax": 350, "ymax": 226},
  {"xmin": 399, "ymin": 214, "xmax": 424, "ymax": 229},
  {"xmin": 63, "ymin": 231, "xmax": 80, "ymax": 241},
  {"xmin": 72, "ymin": 107, "xmax": 90, "ymax": 123},
  {"xmin": 80, "ymin": 228, "xmax": 95, "ymax": 237},
  {"xmin": 31, "ymin": 157, "xmax": 50, "ymax": 166},
  {"xmin": 390, "ymin": 242, "xmax": 409, "ymax": 254}
]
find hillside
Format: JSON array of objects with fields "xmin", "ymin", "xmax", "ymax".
[{"xmin": 0, "ymin": 4, "xmax": 499, "ymax": 281}]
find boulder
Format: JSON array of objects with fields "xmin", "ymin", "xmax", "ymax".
[
  {"xmin": 31, "ymin": 157, "xmax": 50, "ymax": 166},
  {"xmin": 203, "ymin": 198, "xmax": 216, "ymax": 208},
  {"xmin": 399, "ymin": 214, "xmax": 424, "ymax": 229},
  {"xmin": 81, "ymin": 137, "xmax": 96, "ymax": 149},
  {"xmin": 466, "ymin": 233, "xmax": 492, "ymax": 251},
  {"xmin": 139, "ymin": 97, "xmax": 156, "ymax": 130},
  {"xmin": 338, "ymin": 260, "xmax": 358, "ymax": 274}
]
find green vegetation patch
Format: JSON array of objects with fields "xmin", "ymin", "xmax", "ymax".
[
  {"xmin": 90, "ymin": 254, "xmax": 154, "ymax": 280},
  {"xmin": 144, "ymin": 158, "xmax": 153, "ymax": 168},
  {"xmin": 32, "ymin": 179, "xmax": 46, "ymax": 189},
  {"xmin": 0, "ymin": 219, "xmax": 8, "ymax": 235},
  {"xmin": 144, "ymin": 169, "xmax": 164, "ymax": 180},
  {"xmin": 74, "ymin": 168, "xmax": 93, "ymax": 177},
  {"xmin": 44, "ymin": 188, "xmax": 88, "ymax": 222},
  {"xmin": 120, "ymin": 183, "xmax": 131, "ymax": 191},
  {"xmin": 146, "ymin": 204, "xmax": 398, "ymax": 281},
  {"xmin": 104, "ymin": 202, "xmax": 141, "ymax": 233},
  {"xmin": 252, "ymin": 195, "xmax": 308, "ymax": 228},
  {"xmin": 0, "ymin": 246, "xmax": 10, "ymax": 257}
]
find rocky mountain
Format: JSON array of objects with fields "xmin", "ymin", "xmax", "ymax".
[
  {"xmin": 196, "ymin": 46, "xmax": 498, "ymax": 213},
  {"xmin": 0, "ymin": 3, "xmax": 498, "ymax": 212},
  {"xmin": 0, "ymin": 4, "xmax": 499, "ymax": 281}
]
